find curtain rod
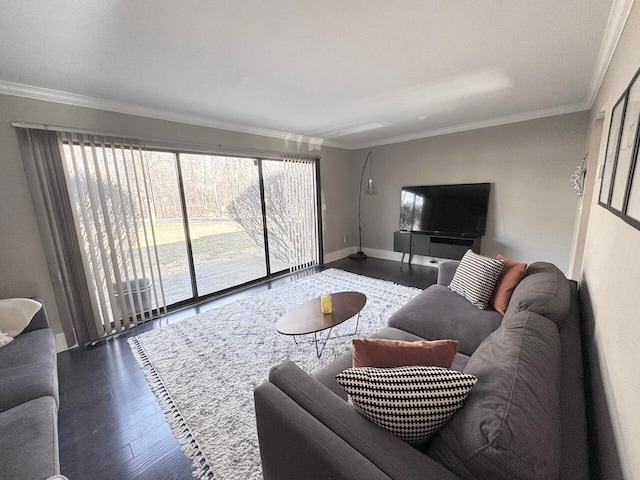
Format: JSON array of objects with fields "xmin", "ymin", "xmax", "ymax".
[{"xmin": 10, "ymin": 121, "xmax": 321, "ymax": 161}]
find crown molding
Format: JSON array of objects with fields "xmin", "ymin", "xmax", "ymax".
[
  {"xmin": 0, "ymin": 80, "xmax": 351, "ymax": 150},
  {"xmin": 349, "ymin": 102, "xmax": 591, "ymax": 150},
  {"xmin": 586, "ymin": 0, "xmax": 636, "ymax": 106},
  {"xmin": 0, "ymin": 83, "xmax": 599, "ymax": 152}
]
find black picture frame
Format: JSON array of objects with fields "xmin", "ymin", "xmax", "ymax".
[
  {"xmin": 622, "ymin": 69, "xmax": 640, "ymax": 229},
  {"xmin": 599, "ymin": 94, "xmax": 626, "ymax": 208},
  {"xmin": 611, "ymin": 69, "xmax": 640, "ymax": 216}
]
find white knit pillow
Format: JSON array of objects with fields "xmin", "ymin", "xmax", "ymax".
[
  {"xmin": 449, "ymin": 250, "xmax": 504, "ymax": 309},
  {"xmin": 336, "ymin": 366, "xmax": 477, "ymax": 445},
  {"xmin": 0, "ymin": 298, "xmax": 41, "ymax": 337}
]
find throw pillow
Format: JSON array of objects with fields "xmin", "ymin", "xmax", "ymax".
[
  {"xmin": 449, "ymin": 250, "xmax": 504, "ymax": 309},
  {"xmin": 0, "ymin": 298, "xmax": 41, "ymax": 337},
  {"xmin": 336, "ymin": 366, "xmax": 477, "ymax": 445},
  {"xmin": 352, "ymin": 338, "xmax": 459, "ymax": 369},
  {"xmin": 491, "ymin": 255, "xmax": 528, "ymax": 314},
  {"xmin": 0, "ymin": 330, "xmax": 13, "ymax": 348}
]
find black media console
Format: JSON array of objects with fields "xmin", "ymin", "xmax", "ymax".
[{"xmin": 393, "ymin": 230, "xmax": 481, "ymax": 265}]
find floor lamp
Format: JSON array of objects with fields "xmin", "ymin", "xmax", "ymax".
[{"xmin": 349, "ymin": 150, "xmax": 377, "ymax": 260}]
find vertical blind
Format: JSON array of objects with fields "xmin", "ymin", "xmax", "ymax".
[
  {"xmin": 60, "ymin": 133, "xmax": 167, "ymax": 336},
  {"xmin": 282, "ymin": 154, "xmax": 319, "ymax": 272},
  {"xmin": 17, "ymin": 123, "xmax": 321, "ymax": 344}
]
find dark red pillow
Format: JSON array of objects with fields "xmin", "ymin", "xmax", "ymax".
[
  {"xmin": 352, "ymin": 338, "xmax": 459, "ymax": 369},
  {"xmin": 491, "ymin": 254, "xmax": 527, "ymax": 314}
]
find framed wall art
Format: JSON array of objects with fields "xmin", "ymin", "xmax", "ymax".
[
  {"xmin": 610, "ymin": 70, "xmax": 640, "ymax": 215},
  {"xmin": 599, "ymin": 94, "xmax": 626, "ymax": 208},
  {"xmin": 622, "ymin": 70, "xmax": 640, "ymax": 229}
]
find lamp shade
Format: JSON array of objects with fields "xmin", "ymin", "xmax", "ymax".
[{"xmin": 365, "ymin": 178, "xmax": 377, "ymax": 195}]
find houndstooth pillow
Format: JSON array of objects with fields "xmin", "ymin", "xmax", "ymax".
[
  {"xmin": 449, "ymin": 250, "xmax": 504, "ymax": 309},
  {"xmin": 336, "ymin": 366, "xmax": 477, "ymax": 445}
]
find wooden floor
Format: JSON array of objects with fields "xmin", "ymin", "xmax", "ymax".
[{"xmin": 57, "ymin": 257, "xmax": 437, "ymax": 479}]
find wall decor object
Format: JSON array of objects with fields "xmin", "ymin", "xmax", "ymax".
[
  {"xmin": 622, "ymin": 71, "xmax": 640, "ymax": 229},
  {"xmin": 570, "ymin": 154, "xmax": 587, "ymax": 198},
  {"xmin": 611, "ymin": 70, "xmax": 640, "ymax": 215},
  {"xmin": 599, "ymin": 94, "xmax": 626, "ymax": 208}
]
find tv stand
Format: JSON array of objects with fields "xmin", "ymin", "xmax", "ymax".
[{"xmin": 393, "ymin": 231, "xmax": 481, "ymax": 266}]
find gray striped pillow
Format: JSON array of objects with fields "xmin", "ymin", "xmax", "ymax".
[{"xmin": 449, "ymin": 250, "xmax": 504, "ymax": 309}]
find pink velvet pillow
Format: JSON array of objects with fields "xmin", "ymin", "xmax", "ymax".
[
  {"xmin": 352, "ymin": 338, "xmax": 459, "ymax": 369},
  {"xmin": 491, "ymin": 254, "xmax": 527, "ymax": 314}
]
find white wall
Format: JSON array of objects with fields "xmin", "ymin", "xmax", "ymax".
[
  {"xmin": 575, "ymin": 2, "xmax": 640, "ymax": 478},
  {"xmin": 0, "ymin": 94, "xmax": 353, "ymax": 340},
  {"xmin": 351, "ymin": 111, "xmax": 590, "ymax": 273}
]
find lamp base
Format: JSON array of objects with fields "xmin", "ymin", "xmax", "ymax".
[{"xmin": 348, "ymin": 251, "xmax": 368, "ymax": 261}]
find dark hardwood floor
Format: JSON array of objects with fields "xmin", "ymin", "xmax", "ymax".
[
  {"xmin": 326, "ymin": 256, "xmax": 438, "ymax": 288},
  {"xmin": 57, "ymin": 257, "xmax": 437, "ymax": 479}
]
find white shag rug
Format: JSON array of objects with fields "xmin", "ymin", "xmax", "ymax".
[{"xmin": 128, "ymin": 268, "xmax": 422, "ymax": 479}]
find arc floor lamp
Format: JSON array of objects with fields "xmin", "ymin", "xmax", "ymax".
[{"xmin": 349, "ymin": 150, "xmax": 377, "ymax": 260}]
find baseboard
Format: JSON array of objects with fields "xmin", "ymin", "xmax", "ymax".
[
  {"xmin": 324, "ymin": 247, "xmax": 356, "ymax": 263},
  {"xmin": 360, "ymin": 247, "xmax": 443, "ymax": 267},
  {"xmin": 324, "ymin": 246, "xmax": 450, "ymax": 267},
  {"xmin": 55, "ymin": 332, "xmax": 75, "ymax": 353}
]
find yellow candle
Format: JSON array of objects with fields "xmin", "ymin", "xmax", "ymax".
[{"xmin": 321, "ymin": 294, "xmax": 332, "ymax": 314}]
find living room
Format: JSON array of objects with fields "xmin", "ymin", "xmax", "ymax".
[{"xmin": 0, "ymin": 1, "xmax": 639, "ymax": 479}]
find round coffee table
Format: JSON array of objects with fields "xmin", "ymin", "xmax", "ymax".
[{"xmin": 276, "ymin": 291, "xmax": 367, "ymax": 358}]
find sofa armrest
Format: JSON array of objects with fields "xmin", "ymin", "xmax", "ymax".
[
  {"xmin": 437, "ymin": 261, "xmax": 459, "ymax": 286},
  {"xmin": 267, "ymin": 361, "xmax": 460, "ymax": 480},
  {"xmin": 21, "ymin": 298, "xmax": 50, "ymax": 334},
  {"xmin": 255, "ymin": 381, "xmax": 391, "ymax": 480}
]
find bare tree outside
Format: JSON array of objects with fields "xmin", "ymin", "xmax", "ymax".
[
  {"xmin": 63, "ymin": 146, "xmax": 317, "ymax": 310},
  {"xmin": 227, "ymin": 169, "xmax": 290, "ymax": 264}
]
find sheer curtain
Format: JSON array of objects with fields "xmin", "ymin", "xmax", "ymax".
[
  {"xmin": 17, "ymin": 128, "xmax": 167, "ymax": 343},
  {"xmin": 282, "ymin": 154, "xmax": 320, "ymax": 272}
]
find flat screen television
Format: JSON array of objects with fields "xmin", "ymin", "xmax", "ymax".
[{"xmin": 399, "ymin": 183, "xmax": 490, "ymax": 237}]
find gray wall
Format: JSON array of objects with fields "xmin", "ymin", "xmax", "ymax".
[
  {"xmin": 573, "ymin": 2, "xmax": 640, "ymax": 477},
  {"xmin": 351, "ymin": 111, "xmax": 590, "ymax": 274},
  {"xmin": 0, "ymin": 94, "xmax": 353, "ymax": 339}
]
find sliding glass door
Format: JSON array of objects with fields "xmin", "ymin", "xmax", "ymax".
[
  {"xmin": 179, "ymin": 154, "xmax": 267, "ymax": 296},
  {"xmin": 55, "ymin": 131, "xmax": 320, "ymax": 338},
  {"xmin": 144, "ymin": 151, "xmax": 193, "ymax": 306},
  {"xmin": 124, "ymin": 150, "xmax": 320, "ymax": 309}
]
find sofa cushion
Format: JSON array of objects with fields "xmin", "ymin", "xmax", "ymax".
[
  {"xmin": 449, "ymin": 250, "xmax": 504, "ymax": 309},
  {"xmin": 312, "ymin": 327, "xmax": 471, "ymax": 400},
  {"xmin": 0, "ymin": 328, "xmax": 59, "ymax": 412},
  {"xmin": 352, "ymin": 338, "xmax": 459, "ymax": 368},
  {"xmin": 388, "ymin": 285, "xmax": 503, "ymax": 356},
  {"xmin": 337, "ymin": 366, "xmax": 477, "ymax": 446},
  {"xmin": 505, "ymin": 262, "xmax": 570, "ymax": 325},
  {"xmin": 428, "ymin": 310, "xmax": 561, "ymax": 480},
  {"xmin": 0, "ymin": 396, "xmax": 59, "ymax": 479}
]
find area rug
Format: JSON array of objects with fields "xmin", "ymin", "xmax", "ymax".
[{"xmin": 128, "ymin": 268, "xmax": 422, "ymax": 479}]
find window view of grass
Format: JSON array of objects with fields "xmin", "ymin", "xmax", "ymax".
[
  {"xmin": 148, "ymin": 219, "xmax": 270, "ymax": 304},
  {"xmin": 63, "ymin": 144, "xmax": 315, "ymax": 317}
]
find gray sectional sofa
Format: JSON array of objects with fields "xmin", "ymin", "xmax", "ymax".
[
  {"xmin": 0, "ymin": 300, "xmax": 60, "ymax": 479},
  {"xmin": 254, "ymin": 261, "xmax": 589, "ymax": 479}
]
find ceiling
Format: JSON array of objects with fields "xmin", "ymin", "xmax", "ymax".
[{"xmin": 0, "ymin": 1, "xmax": 626, "ymax": 149}]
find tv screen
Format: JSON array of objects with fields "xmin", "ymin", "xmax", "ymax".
[{"xmin": 399, "ymin": 183, "xmax": 490, "ymax": 236}]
